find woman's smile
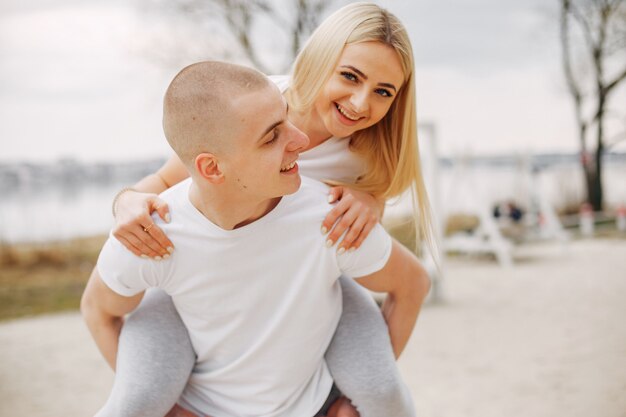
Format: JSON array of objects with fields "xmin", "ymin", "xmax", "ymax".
[{"xmin": 335, "ymin": 103, "xmax": 364, "ymax": 125}]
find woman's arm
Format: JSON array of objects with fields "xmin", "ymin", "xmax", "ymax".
[
  {"xmin": 322, "ymin": 186, "xmax": 385, "ymax": 253},
  {"xmin": 112, "ymin": 154, "xmax": 189, "ymax": 258},
  {"xmin": 355, "ymin": 239, "xmax": 430, "ymax": 358},
  {"xmin": 131, "ymin": 155, "xmax": 191, "ymax": 193}
]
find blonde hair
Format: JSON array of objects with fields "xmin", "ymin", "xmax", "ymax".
[{"xmin": 286, "ymin": 2, "xmax": 434, "ymax": 251}]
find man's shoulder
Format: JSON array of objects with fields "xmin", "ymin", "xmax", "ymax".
[
  {"xmin": 299, "ymin": 176, "xmax": 330, "ymax": 195},
  {"xmin": 289, "ymin": 176, "xmax": 330, "ymax": 209},
  {"xmin": 270, "ymin": 176, "xmax": 330, "ymax": 227},
  {"xmin": 159, "ymin": 178, "xmax": 191, "ymax": 205}
]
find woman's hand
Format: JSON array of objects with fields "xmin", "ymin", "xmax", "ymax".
[
  {"xmin": 165, "ymin": 404, "xmax": 202, "ymax": 417},
  {"xmin": 326, "ymin": 396, "xmax": 359, "ymax": 417},
  {"xmin": 112, "ymin": 190, "xmax": 174, "ymax": 259},
  {"xmin": 322, "ymin": 186, "xmax": 383, "ymax": 253}
]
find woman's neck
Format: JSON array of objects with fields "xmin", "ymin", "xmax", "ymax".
[{"xmin": 288, "ymin": 106, "xmax": 332, "ymax": 151}]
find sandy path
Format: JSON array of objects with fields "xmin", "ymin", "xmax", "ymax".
[{"xmin": 1, "ymin": 238, "xmax": 625, "ymax": 417}]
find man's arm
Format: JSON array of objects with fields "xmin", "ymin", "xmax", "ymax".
[
  {"xmin": 354, "ymin": 239, "xmax": 431, "ymax": 358},
  {"xmin": 81, "ymin": 267, "xmax": 144, "ymax": 370}
]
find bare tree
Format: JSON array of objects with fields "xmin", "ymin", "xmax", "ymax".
[
  {"xmin": 147, "ymin": 0, "xmax": 339, "ymax": 74},
  {"xmin": 559, "ymin": 0, "xmax": 626, "ymax": 211}
]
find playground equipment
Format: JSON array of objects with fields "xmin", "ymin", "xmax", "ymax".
[{"xmin": 440, "ymin": 152, "xmax": 569, "ymax": 268}]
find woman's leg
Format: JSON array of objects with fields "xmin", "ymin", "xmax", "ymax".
[
  {"xmin": 95, "ymin": 289, "xmax": 195, "ymax": 417},
  {"xmin": 325, "ymin": 276, "xmax": 416, "ymax": 417}
]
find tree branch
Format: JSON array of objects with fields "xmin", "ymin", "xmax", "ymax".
[
  {"xmin": 560, "ymin": 0, "xmax": 589, "ymax": 150},
  {"xmin": 606, "ymin": 132, "xmax": 626, "ymax": 150},
  {"xmin": 603, "ymin": 65, "xmax": 626, "ymax": 95},
  {"xmin": 570, "ymin": 1, "xmax": 598, "ymax": 52}
]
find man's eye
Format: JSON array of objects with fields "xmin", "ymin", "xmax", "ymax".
[
  {"xmin": 341, "ymin": 71, "xmax": 358, "ymax": 82},
  {"xmin": 265, "ymin": 131, "xmax": 278, "ymax": 145}
]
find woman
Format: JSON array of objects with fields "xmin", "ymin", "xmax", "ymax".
[{"xmin": 103, "ymin": 3, "xmax": 432, "ymax": 416}]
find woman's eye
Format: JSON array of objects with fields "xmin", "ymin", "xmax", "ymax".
[
  {"xmin": 375, "ymin": 88, "xmax": 393, "ymax": 98},
  {"xmin": 340, "ymin": 71, "xmax": 358, "ymax": 82}
]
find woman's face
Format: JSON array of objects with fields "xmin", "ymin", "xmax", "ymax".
[{"xmin": 314, "ymin": 41, "xmax": 405, "ymax": 139}]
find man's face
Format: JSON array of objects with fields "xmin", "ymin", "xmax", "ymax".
[{"xmin": 221, "ymin": 83, "xmax": 310, "ymax": 200}]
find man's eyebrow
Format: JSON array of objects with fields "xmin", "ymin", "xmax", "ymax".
[
  {"xmin": 258, "ymin": 120, "xmax": 282, "ymax": 142},
  {"xmin": 340, "ymin": 65, "xmax": 397, "ymax": 92},
  {"xmin": 258, "ymin": 99, "xmax": 288, "ymax": 142}
]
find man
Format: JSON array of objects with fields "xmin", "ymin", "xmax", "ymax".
[{"xmin": 82, "ymin": 61, "xmax": 428, "ymax": 417}]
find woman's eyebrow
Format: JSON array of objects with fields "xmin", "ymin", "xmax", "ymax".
[
  {"xmin": 340, "ymin": 65, "xmax": 397, "ymax": 92},
  {"xmin": 378, "ymin": 82, "xmax": 397, "ymax": 92},
  {"xmin": 341, "ymin": 65, "xmax": 367, "ymax": 79}
]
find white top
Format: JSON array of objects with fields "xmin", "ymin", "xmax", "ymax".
[
  {"xmin": 97, "ymin": 177, "xmax": 392, "ymax": 417},
  {"xmin": 270, "ymin": 75, "xmax": 367, "ymax": 184}
]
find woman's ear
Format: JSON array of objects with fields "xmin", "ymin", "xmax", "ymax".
[{"xmin": 194, "ymin": 153, "xmax": 224, "ymax": 184}]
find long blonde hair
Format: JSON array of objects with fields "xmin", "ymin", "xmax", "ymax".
[{"xmin": 286, "ymin": 2, "xmax": 434, "ymax": 251}]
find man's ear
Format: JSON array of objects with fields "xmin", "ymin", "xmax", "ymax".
[{"xmin": 194, "ymin": 153, "xmax": 224, "ymax": 184}]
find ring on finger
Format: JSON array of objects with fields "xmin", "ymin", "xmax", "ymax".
[{"xmin": 143, "ymin": 223, "xmax": 154, "ymax": 233}]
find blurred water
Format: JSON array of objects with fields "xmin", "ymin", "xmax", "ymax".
[
  {"xmin": 1, "ymin": 160, "xmax": 624, "ymax": 244},
  {"xmin": 0, "ymin": 182, "xmax": 121, "ymax": 243}
]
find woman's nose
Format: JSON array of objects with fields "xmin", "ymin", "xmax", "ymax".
[{"xmin": 349, "ymin": 88, "xmax": 369, "ymax": 113}]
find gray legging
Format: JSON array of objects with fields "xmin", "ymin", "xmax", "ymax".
[{"xmin": 95, "ymin": 277, "xmax": 415, "ymax": 417}]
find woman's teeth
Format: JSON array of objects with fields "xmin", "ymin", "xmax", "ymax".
[
  {"xmin": 336, "ymin": 104, "xmax": 359, "ymax": 121},
  {"xmin": 280, "ymin": 161, "xmax": 296, "ymax": 172}
]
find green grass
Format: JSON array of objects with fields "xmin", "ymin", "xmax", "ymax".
[{"xmin": 0, "ymin": 236, "xmax": 106, "ymax": 321}]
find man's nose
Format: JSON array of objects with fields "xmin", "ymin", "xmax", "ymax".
[{"xmin": 286, "ymin": 123, "xmax": 309, "ymax": 152}]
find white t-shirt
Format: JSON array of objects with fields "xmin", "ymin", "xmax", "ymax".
[
  {"xmin": 97, "ymin": 177, "xmax": 392, "ymax": 417},
  {"xmin": 270, "ymin": 75, "xmax": 367, "ymax": 184}
]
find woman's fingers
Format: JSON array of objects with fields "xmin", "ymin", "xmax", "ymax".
[
  {"xmin": 115, "ymin": 235, "xmax": 144, "ymax": 257},
  {"xmin": 322, "ymin": 194, "xmax": 352, "ymax": 236},
  {"xmin": 112, "ymin": 211, "xmax": 172, "ymax": 258},
  {"xmin": 145, "ymin": 197, "xmax": 174, "ymax": 251},
  {"xmin": 327, "ymin": 186, "xmax": 344, "ymax": 204},
  {"xmin": 112, "ymin": 191, "xmax": 175, "ymax": 257},
  {"xmin": 326, "ymin": 202, "xmax": 360, "ymax": 247},
  {"xmin": 124, "ymin": 227, "xmax": 169, "ymax": 260},
  {"xmin": 336, "ymin": 210, "xmax": 371, "ymax": 252},
  {"xmin": 322, "ymin": 186, "xmax": 381, "ymax": 252},
  {"xmin": 326, "ymin": 396, "xmax": 359, "ymax": 417},
  {"xmin": 347, "ymin": 218, "xmax": 376, "ymax": 251},
  {"xmin": 165, "ymin": 404, "xmax": 202, "ymax": 417},
  {"xmin": 145, "ymin": 224, "xmax": 174, "ymax": 254},
  {"xmin": 141, "ymin": 214, "xmax": 174, "ymax": 253},
  {"xmin": 122, "ymin": 232, "xmax": 163, "ymax": 259},
  {"xmin": 321, "ymin": 187, "xmax": 347, "ymax": 234},
  {"xmin": 152, "ymin": 197, "xmax": 172, "ymax": 224},
  {"xmin": 134, "ymin": 223, "xmax": 170, "ymax": 258}
]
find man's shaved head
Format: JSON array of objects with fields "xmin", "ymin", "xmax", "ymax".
[{"xmin": 162, "ymin": 61, "xmax": 270, "ymax": 166}]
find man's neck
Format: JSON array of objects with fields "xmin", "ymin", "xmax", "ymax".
[{"xmin": 188, "ymin": 182, "xmax": 281, "ymax": 230}]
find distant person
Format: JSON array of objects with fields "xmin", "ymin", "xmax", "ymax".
[
  {"xmin": 90, "ymin": 2, "xmax": 434, "ymax": 416},
  {"xmin": 82, "ymin": 61, "xmax": 429, "ymax": 416}
]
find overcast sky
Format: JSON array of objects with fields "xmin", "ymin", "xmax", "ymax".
[{"xmin": 1, "ymin": 0, "xmax": 625, "ymax": 162}]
